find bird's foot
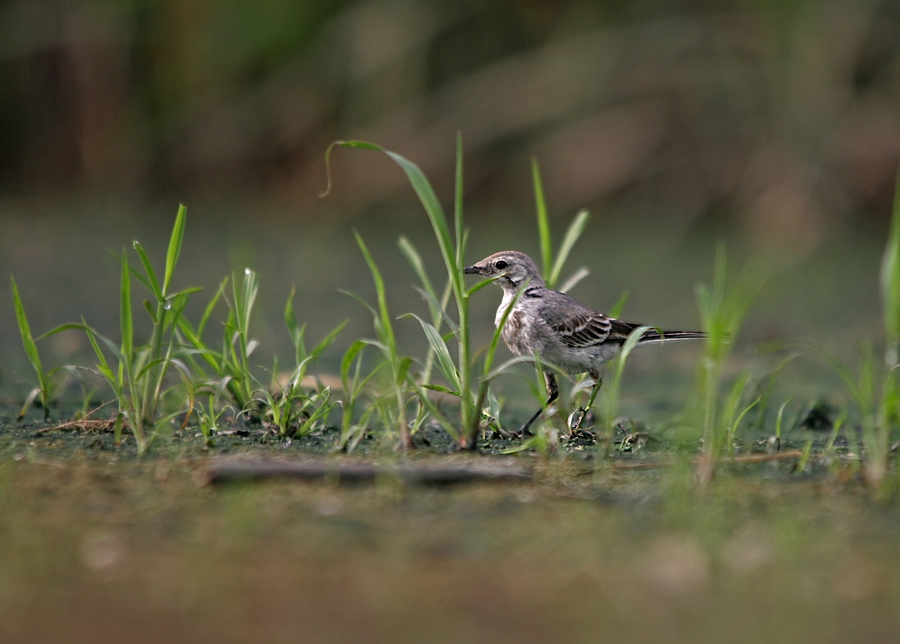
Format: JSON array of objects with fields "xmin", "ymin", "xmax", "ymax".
[
  {"xmin": 516, "ymin": 425, "xmax": 535, "ymax": 438},
  {"xmin": 568, "ymin": 408, "xmax": 588, "ymax": 432},
  {"xmin": 567, "ymin": 408, "xmax": 596, "ymax": 443}
]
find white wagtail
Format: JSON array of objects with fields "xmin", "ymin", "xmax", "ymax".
[{"xmin": 464, "ymin": 250, "xmax": 706, "ymax": 435}]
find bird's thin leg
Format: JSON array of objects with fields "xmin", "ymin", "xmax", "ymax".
[
  {"xmin": 520, "ymin": 372, "xmax": 558, "ymax": 436},
  {"xmin": 570, "ymin": 370, "xmax": 602, "ymax": 432}
]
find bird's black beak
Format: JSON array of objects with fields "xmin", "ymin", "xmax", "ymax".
[{"xmin": 464, "ymin": 265, "xmax": 481, "ymax": 275}]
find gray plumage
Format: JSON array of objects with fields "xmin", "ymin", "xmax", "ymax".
[{"xmin": 464, "ymin": 250, "xmax": 706, "ymax": 434}]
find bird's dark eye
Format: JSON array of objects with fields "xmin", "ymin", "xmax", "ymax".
[{"xmin": 495, "ymin": 260, "xmax": 508, "ymax": 270}]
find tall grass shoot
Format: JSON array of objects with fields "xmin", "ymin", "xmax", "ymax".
[{"xmin": 10, "ymin": 276, "xmax": 63, "ymax": 420}]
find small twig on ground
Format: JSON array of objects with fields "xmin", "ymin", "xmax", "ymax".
[
  {"xmin": 204, "ymin": 460, "xmax": 533, "ymax": 486},
  {"xmin": 34, "ymin": 419, "xmax": 118, "ymax": 434},
  {"xmin": 32, "ymin": 401, "xmax": 119, "ymax": 434}
]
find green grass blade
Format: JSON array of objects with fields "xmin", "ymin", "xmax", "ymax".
[
  {"xmin": 795, "ymin": 438, "xmax": 814, "ymax": 472},
  {"xmin": 466, "ymin": 277, "xmax": 501, "ymax": 297},
  {"xmin": 398, "ymin": 237, "xmax": 439, "ymax": 313},
  {"xmin": 341, "ymin": 289, "xmax": 379, "ymax": 320},
  {"xmin": 120, "ymin": 251, "xmax": 133, "ymax": 358},
  {"xmin": 34, "ymin": 322, "xmax": 86, "ymax": 342},
  {"xmin": 310, "ymin": 319, "xmax": 348, "ymax": 360},
  {"xmin": 550, "ymin": 209, "xmax": 590, "ymax": 288},
  {"xmin": 135, "ymin": 356, "xmax": 176, "ymax": 382},
  {"xmin": 198, "ymin": 278, "xmax": 228, "ymax": 337},
  {"xmin": 163, "ymin": 204, "xmax": 187, "ymax": 296},
  {"xmin": 132, "ymin": 241, "xmax": 163, "ymax": 302},
  {"xmin": 807, "ymin": 344, "xmax": 865, "ymax": 410},
  {"xmin": 80, "ymin": 320, "xmax": 114, "ymax": 374},
  {"xmin": 532, "ymin": 157, "xmax": 553, "ymax": 283},
  {"xmin": 558, "ymin": 267, "xmax": 590, "ymax": 294},
  {"xmin": 454, "ymin": 133, "xmax": 465, "ymax": 267},
  {"xmin": 237, "ymin": 268, "xmax": 259, "ymax": 334},
  {"xmin": 405, "ymin": 313, "xmax": 461, "ymax": 392},
  {"xmin": 414, "ymin": 287, "xmax": 459, "ymax": 334},
  {"xmin": 284, "ymin": 286, "xmax": 305, "ymax": 363},
  {"xmin": 353, "ymin": 230, "xmax": 396, "ymax": 352},
  {"xmin": 614, "ymin": 326, "xmax": 653, "ymax": 380},
  {"xmin": 396, "ymin": 357, "xmax": 414, "ymax": 386},
  {"xmin": 10, "ymin": 276, "xmax": 43, "ymax": 377},
  {"xmin": 341, "ymin": 340, "xmax": 368, "ymax": 390},
  {"xmin": 108, "ymin": 248, "xmax": 154, "ymax": 294},
  {"xmin": 17, "ymin": 388, "xmax": 42, "ymax": 420},
  {"xmin": 723, "ymin": 370, "xmax": 752, "ymax": 426},
  {"xmin": 732, "ymin": 396, "xmax": 760, "ymax": 439},
  {"xmin": 414, "ymin": 384, "xmax": 461, "ymax": 440},
  {"xmin": 334, "ymin": 141, "xmax": 459, "ymax": 295},
  {"xmin": 601, "ymin": 325, "xmax": 653, "ymax": 451},
  {"xmin": 608, "ymin": 291, "xmax": 629, "ymax": 319},
  {"xmin": 775, "ymin": 399, "xmax": 796, "ymax": 440},
  {"xmin": 882, "ymin": 171, "xmax": 900, "ymax": 365},
  {"xmin": 480, "ymin": 355, "xmax": 535, "ymax": 382},
  {"xmin": 142, "ymin": 300, "xmax": 156, "ymax": 322}
]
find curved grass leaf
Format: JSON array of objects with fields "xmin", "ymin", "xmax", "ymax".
[
  {"xmin": 132, "ymin": 241, "xmax": 163, "ymax": 302},
  {"xmin": 404, "ymin": 313, "xmax": 461, "ymax": 392},
  {"xmin": 558, "ymin": 267, "xmax": 590, "ymax": 294},
  {"xmin": 550, "ymin": 209, "xmax": 590, "ymax": 288},
  {"xmin": 163, "ymin": 204, "xmax": 187, "ymax": 296},
  {"xmin": 608, "ymin": 291, "xmax": 629, "ymax": 319}
]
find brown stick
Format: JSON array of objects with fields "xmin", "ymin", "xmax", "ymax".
[{"xmin": 204, "ymin": 460, "xmax": 533, "ymax": 486}]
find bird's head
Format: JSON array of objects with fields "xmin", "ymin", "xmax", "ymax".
[{"xmin": 464, "ymin": 251, "xmax": 544, "ymax": 291}]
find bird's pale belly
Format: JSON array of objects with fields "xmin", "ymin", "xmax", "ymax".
[{"xmin": 500, "ymin": 309, "xmax": 532, "ymax": 356}]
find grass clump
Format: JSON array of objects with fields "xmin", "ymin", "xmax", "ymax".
[
  {"xmin": 690, "ymin": 243, "xmax": 767, "ymax": 482},
  {"xmin": 42, "ymin": 206, "xmax": 195, "ymax": 454},
  {"xmin": 10, "ymin": 205, "xmax": 342, "ymax": 455},
  {"xmin": 346, "ymin": 230, "xmax": 415, "ymax": 450},
  {"xmin": 808, "ymin": 173, "xmax": 900, "ymax": 488}
]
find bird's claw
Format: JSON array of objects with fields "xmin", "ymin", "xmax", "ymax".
[
  {"xmin": 568, "ymin": 408, "xmax": 587, "ymax": 432},
  {"xmin": 567, "ymin": 408, "xmax": 597, "ymax": 443}
]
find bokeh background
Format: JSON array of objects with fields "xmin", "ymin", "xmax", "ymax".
[{"xmin": 2, "ymin": 0, "xmax": 900, "ymax": 393}]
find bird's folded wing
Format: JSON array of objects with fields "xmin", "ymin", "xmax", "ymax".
[{"xmin": 550, "ymin": 311, "xmax": 628, "ymax": 348}]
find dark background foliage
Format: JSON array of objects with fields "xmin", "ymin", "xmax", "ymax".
[{"xmin": 2, "ymin": 0, "xmax": 899, "ymax": 240}]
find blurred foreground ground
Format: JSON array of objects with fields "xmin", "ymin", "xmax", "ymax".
[{"xmin": 2, "ymin": 417, "xmax": 899, "ymax": 644}]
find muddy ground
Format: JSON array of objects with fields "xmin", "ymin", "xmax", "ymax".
[{"xmin": 2, "ymin": 405, "xmax": 899, "ymax": 644}]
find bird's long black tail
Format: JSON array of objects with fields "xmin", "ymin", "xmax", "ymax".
[{"xmin": 638, "ymin": 329, "xmax": 707, "ymax": 344}]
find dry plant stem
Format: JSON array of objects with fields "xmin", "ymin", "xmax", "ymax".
[{"xmin": 34, "ymin": 419, "xmax": 118, "ymax": 434}]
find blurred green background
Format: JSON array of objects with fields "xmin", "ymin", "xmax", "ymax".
[{"xmin": 2, "ymin": 0, "xmax": 900, "ymax": 390}]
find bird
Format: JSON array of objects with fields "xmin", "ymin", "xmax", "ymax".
[{"xmin": 464, "ymin": 250, "xmax": 706, "ymax": 435}]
